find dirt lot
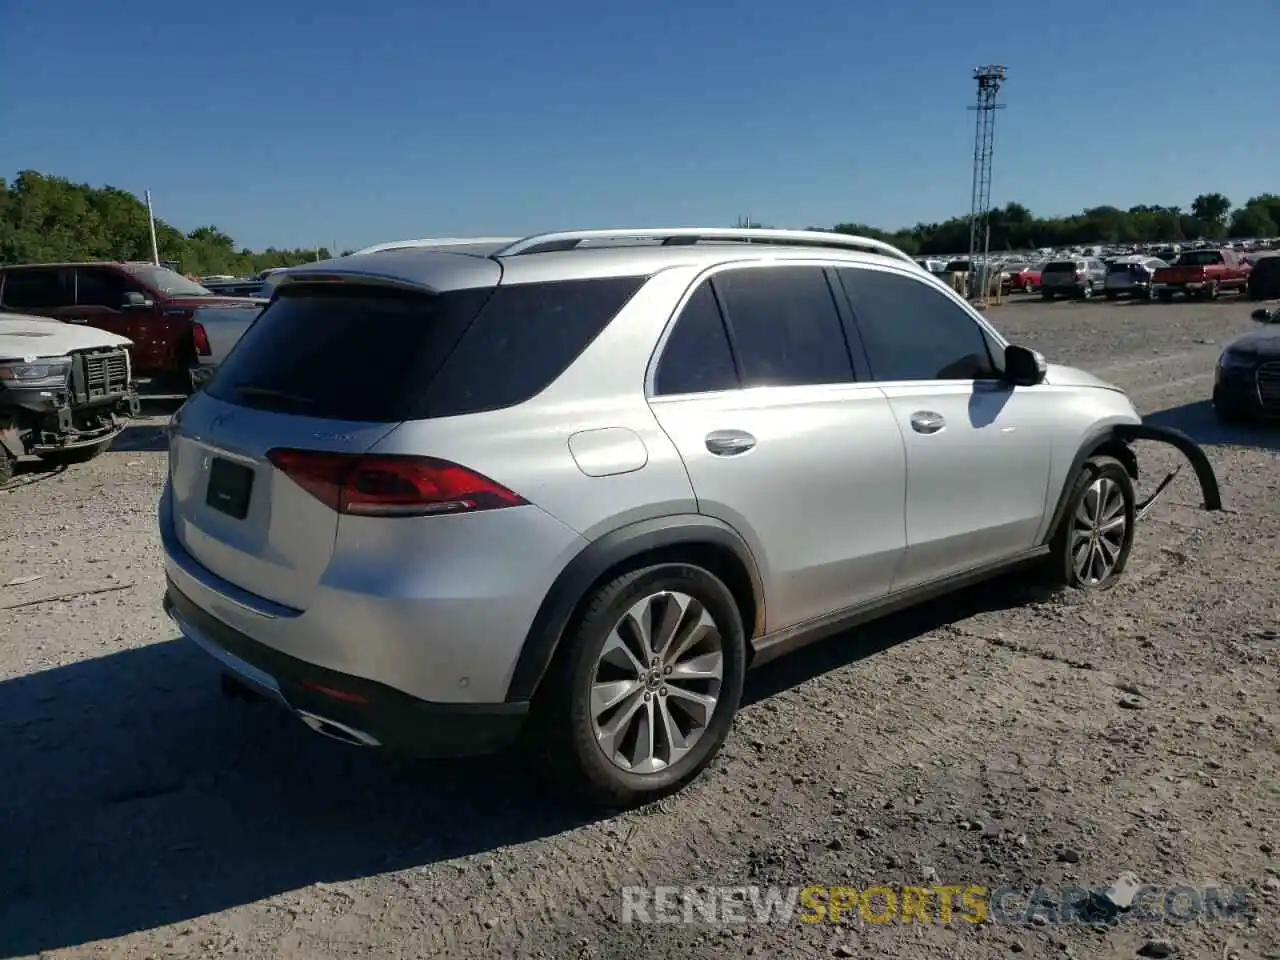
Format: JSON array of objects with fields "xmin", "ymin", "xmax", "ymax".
[{"xmin": 2, "ymin": 297, "xmax": 1277, "ymax": 960}]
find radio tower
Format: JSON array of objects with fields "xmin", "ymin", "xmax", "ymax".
[{"xmin": 967, "ymin": 65, "xmax": 1007, "ymax": 305}]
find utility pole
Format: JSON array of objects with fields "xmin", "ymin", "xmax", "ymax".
[{"xmin": 145, "ymin": 189, "xmax": 160, "ymax": 265}]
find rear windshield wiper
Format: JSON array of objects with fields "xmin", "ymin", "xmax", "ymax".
[{"xmin": 231, "ymin": 386, "xmax": 315, "ymax": 407}]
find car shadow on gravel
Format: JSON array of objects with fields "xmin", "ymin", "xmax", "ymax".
[
  {"xmin": 0, "ymin": 640, "xmax": 603, "ymax": 956},
  {"xmin": 1144, "ymin": 400, "xmax": 1280, "ymax": 452},
  {"xmin": 0, "ymin": 573, "xmax": 1040, "ymax": 956},
  {"xmin": 744, "ymin": 571, "xmax": 1037, "ymax": 705},
  {"xmin": 111, "ymin": 422, "xmax": 170, "ymax": 452}
]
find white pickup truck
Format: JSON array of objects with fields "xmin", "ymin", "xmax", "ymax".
[{"xmin": 190, "ymin": 299, "xmax": 268, "ymax": 391}]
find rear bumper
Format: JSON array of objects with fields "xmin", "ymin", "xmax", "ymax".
[{"xmin": 163, "ymin": 579, "xmax": 529, "ymax": 757}]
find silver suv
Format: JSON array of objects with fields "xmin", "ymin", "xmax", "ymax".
[{"xmin": 159, "ymin": 228, "xmax": 1221, "ymax": 807}]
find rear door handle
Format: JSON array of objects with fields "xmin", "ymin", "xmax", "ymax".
[
  {"xmin": 705, "ymin": 430, "xmax": 756, "ymax": 456},
  {"xmin": 909, "ymin": 411, "xmax": 946, "ymax": 434}
]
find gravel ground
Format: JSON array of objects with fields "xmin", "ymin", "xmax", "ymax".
[{"xmin": 2, "ymin": 297, "xmax": 1278, "ymax": 960}]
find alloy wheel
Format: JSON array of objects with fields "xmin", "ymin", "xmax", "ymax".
[
  {"xmin": 1069, "ymin": 477, "xmax": 1128, "ymax": 585},
  {"xmin": 589, "ymin": 591, "xmax": 724, "ymax": 774}
]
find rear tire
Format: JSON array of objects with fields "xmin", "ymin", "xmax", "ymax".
[
  {"xmin": 532, "ymin": 563, "xmax": 747, "ymax": 808},
  {"xmin": 1042, "ymin": 292, "xmax": 1054, "ymax": 301},
  {"xmin": 1104, "ymin": 290, "xmax": 1118, "ymax": 300},
  {"xmin": 1047, "ymin": 455, "xmax": 1135, "ymax": 591},
  {"xmin": 1158, "ymin": 290, "xmax": 1174, "ymax": 302}
]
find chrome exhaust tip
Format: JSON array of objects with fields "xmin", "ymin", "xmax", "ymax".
[{"xmin": 296, "ymin": 711, "xmax": 381, "ymax": 748}]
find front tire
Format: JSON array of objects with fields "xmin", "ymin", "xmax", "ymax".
[
  {"xmin": 1048, "ymin": 456, "xmax": 1135, "ymax": 590},
  {"xmin": 534, "ymin": 564, "xmax": 747, "ymax": 808}
]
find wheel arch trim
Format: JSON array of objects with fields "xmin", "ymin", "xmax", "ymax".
[
  {"xmin": 1042, "ymin": 421, "xmax": 1222, "ymax": 545},
  {"xmin": 505, "ymin": 514, "xmax": 765, "ymax": 703}
]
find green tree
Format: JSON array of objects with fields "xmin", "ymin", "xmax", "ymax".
[
  {"xmin": 1191, "ymin": 193, "xmax": 1232, "ymax": 237},
  {"xmin": 0, "ymin": 172, "xmax": 337, "ymax": 275},
  {"xmin": 4, "ymin": 171, "xmax": 1277, "ymax": 270}
]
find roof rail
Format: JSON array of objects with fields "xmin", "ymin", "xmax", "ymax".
[
  {"xmin": 349, "ymin": 237, "xmax": 520, "ymax": 256},
  {"xmin": 492, "ymin": 228, "xmax": 918, "ymax": 266}
]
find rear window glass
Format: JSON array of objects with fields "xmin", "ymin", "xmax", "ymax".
[
  {"xmin": 420, "ymin": 276, "xmax": 646, "ymax": 418},
  {"xmin": 1253, "ymin": 256, "xmax": 1280, "ymax": 276},
  {"xmin": 206, "ymin": 284, "xmax": 492, "ymax": 422},
  {"xmin": 1043, "ymin": 261, "xmax": 1080, "ymax": 273},
  {"xmin": 1176, "ymin": 251, "xmax": 1225, "ymax": 266}
]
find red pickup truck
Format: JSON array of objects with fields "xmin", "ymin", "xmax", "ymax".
[
  {"xmin": 0, "ymin": 261, "xmax": 263, "ymax": 393},
  {"xmin": 1151, "ymin": 248, "xmax": 1251, "ymax": 301}
]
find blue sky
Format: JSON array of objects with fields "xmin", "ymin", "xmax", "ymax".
[{"xmin": 1, "ymin": 0, "xmax": 1275, "ymax": 252}]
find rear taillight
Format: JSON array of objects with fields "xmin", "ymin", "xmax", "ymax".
[
  {"xmin": 265, "ymin": 449, "xmax": 527, "ymax": 517},
  {"xmin": 192, "ymin": 323, "xmax": 212, "ymax": 357}
]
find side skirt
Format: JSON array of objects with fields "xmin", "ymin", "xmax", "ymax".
[{"xmin": 749, "ymin": 546, "xmax": 1050, "ymax": 668}]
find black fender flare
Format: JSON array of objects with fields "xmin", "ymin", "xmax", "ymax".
[
  {"xmin": 1112, "ymin": 422, "xmax": 1222, "ymax": 511},
  {"xmin": 1043, "ymin": 422, "xmax": 1222, "ymax": 543},
  {"xmin": 505, "ymin": 514, "xmax": 765, "ymax": 703}
]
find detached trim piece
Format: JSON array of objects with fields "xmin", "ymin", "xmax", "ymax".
[{"xmin": 1113, "ymin": 423, "xmax": 1223, "ymax": 511}]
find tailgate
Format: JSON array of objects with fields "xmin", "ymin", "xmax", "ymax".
[
  {"xmin": 169, "ymin": 392, "xmax": 397, "ymax": 610},
  {"xmin": 194, "ymin": 301, "xmax": 265, "ymax": 363},
  {"xmin": 1156, "ymin": 267, "xmax": 1203, "ymax": 283}
]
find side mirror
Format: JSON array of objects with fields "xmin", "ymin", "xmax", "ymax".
[
  {"xmin": 122, "ymin": 291, "xmax": 154, "ymax": 309},
  {"xmin": 1004, "ymin": 344, "xmax": 1047, "ymax": 386}
]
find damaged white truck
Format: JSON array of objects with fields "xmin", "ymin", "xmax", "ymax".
[{"xmin": 0, "ymin": 311, "xmax": 140, "ymax": 482}]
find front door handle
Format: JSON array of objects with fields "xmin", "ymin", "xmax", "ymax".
[
  {"xmin": 705, "ymin": 430, "xmax": 756, "ymax": 456},
  {"xmin": 909, "ymin": 411, "xmax": 946, "ymax": 434}
]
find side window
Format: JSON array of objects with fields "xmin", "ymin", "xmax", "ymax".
[
  {"xmin": 711, "ymin": 266, "xmax": 853, "ymax": 387},
  {"xmin": 838, "ymin": 268, "xmax": 999, "ymax": 382},
  {"xmin": 421, "ymin": 276, "xmax": 647, "ymax": 418},
  {"xmin": 653, "ymin": 282, "xmax": 738, "ymax": 395},
  {"xmin": 76, "ymin": 268, "xmax": 132, "ymax": 308},
  {"xmin": 2, "ymin": 268, "xmax": 75, "ymax": 310}
]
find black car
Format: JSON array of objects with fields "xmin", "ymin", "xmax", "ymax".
[
  {"xmin": 1213, "ymin": 317, "xmax": 1280, "ymax": 421},
  {"xmin": 1247, "ymin": 254, "xmax": 1280, "ymax": 300}
]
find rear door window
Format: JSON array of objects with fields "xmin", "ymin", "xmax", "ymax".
[
  {"xmin": 1042, "ymin": 261, "xmax": 1078, "ymax": 274},
  {"xmin": 711, "ymin": 266, "xmax": 854, "ymax": 387},
  {"xmin": 1, "ymin": 267, "xmax": 76, "ymax": 310},
  {"xmin": 652, "ymin": 282, "xmax": 739, "ymax": 395}
]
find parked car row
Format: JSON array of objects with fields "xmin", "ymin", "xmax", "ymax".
[
  {"xmin": 0, "ymin": 261, "xmax": 266, "ymax": 394},
  {"xmin": 946, "ymin": 248, "xmax": 1274, "ymax": 303}
]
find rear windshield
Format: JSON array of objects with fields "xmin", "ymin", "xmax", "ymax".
[
  {"xmin": 120, "ymin": 264, "xmax": 212, "ymax": 297},
  {"xmin": 1108, "ymin": 261, "xmax": 1139, "ymax": 272},
  {"xmin": 207, "ymin": 276, "xmax": 645, "ymax": 422},
  {"xmin": 1043, "ymin": 261, "xmax": 1081, "ymax": 273},
  {"xmin": 1253, "ymin": 256, "xmax": 1280, "ymax": 276},
  {"xmin": 1175, "ymin": 251, "xmax": 1225, "ymax": 266}
]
